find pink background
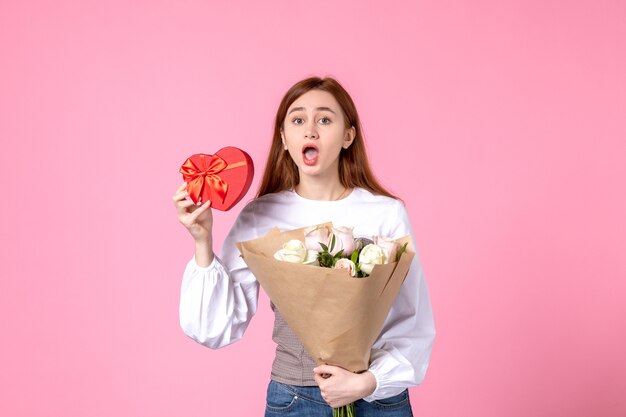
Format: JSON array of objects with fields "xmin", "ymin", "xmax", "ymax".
[{"xmin": 1, "ymin": 0, "xmax": 625, "ymax": 416}]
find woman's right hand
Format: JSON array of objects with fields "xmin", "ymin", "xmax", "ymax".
[{"xmin": 172, "ymin": 182, "xmax": 213, "ymax": 243}]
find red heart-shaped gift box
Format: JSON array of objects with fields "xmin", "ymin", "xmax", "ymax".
[{"xmin": 179, "ymin": 147, "xmax": 254, "ymax": 211}]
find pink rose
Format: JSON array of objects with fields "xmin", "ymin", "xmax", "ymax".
[
  {"xmin": 304, "ymin": 225, "xmax": 331, "ymax": 252},
  {"xmin": 330, "ymin": 226, "xmax": 356, "ymax": 256},
  {"xmin": 374, "ymin": 236, "xmax": 400, "ymax": 264},
  {"xmin": 334, "ymin": 258, "xmax": 356, "ymax": 276}
]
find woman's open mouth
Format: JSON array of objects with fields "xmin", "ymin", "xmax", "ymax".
[{"xmin": 302, "ymin": 144, "xmax": 319, "ymax": 166}]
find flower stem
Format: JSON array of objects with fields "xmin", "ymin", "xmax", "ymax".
[{"xmin": 333, "ymin": 402, "xmax": 355, "ymax": 417}]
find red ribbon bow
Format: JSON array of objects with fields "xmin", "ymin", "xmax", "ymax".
[{"xmin": 179, "ymin": 154, "xmax": 229, "ymax": 204}]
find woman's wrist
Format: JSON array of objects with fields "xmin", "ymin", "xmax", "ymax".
[
  {"xmin": 194, "ymin": 239, "xmax": 214, "ymax": 267},
  {"xmin": 359, "ymin": 370, "xmax": 377, "ymax": 398}
]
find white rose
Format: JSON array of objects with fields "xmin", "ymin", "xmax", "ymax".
[
  {"xmin": 273, "ymin": 239, "xmax": 307, "ymax": 263},
  {"xmin": 303, "ymin": 250, "xmax": 319, "ymax": 266},
  {"xmin": 334, "ymin": 258, "xmax": 356, "ymax": 276},
  {"xmin": 358, "ymin": 243, "xmax": 386, "ymax": 275}
]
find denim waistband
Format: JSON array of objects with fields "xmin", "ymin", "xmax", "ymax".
[{"xmin": 270, "ymin": 380, "xmax": 328, "ymax": 406}]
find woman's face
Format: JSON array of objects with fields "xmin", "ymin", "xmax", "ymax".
[{"xmin": 281, "ymin": 90, "xmax": 355, "ymax": 180}]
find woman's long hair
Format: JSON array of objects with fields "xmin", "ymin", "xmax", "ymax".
[{"xmin": 257, "ymin": 76, "xmax": 398, "ymax": 200}]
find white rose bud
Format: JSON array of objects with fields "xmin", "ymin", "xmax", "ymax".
[
  {"xmin": 358, "ymin": 243, "xmax": 386, "ymax": 275},
  {"xmin": 334, "ymin": 258, "xmax": 356, "ymax": 276},
  {"xmin": 273, "ymin": 239, "xmax": 307, "ymax": 263}
]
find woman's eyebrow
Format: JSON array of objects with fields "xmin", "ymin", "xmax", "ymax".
[{"xmin": 288, "ymin": 106, "xmax": 337, "ymax": 115}]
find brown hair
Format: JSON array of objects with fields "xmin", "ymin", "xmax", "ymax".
[{"xmin": 257, "ymin": 76, "xmax": 398, "ymax": 200}]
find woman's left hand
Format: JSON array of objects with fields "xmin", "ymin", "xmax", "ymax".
[{"xmin": 313, "ymin": 365, "xmax": 377, "ymax": 408}]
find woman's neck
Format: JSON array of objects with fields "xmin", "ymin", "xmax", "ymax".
[{"xmin": 295, "ymin": 177, "xmax": 350, "ymax": 201}]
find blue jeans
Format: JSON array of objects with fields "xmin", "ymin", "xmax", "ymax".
[{"xmin": 264, "ymin": 380, "xmax": 414, "ymax": 417}]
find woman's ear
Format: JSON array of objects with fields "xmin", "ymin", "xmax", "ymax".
[{"xmin": 343, "ymin": 126, "xmax": 356, "ymax": 149}]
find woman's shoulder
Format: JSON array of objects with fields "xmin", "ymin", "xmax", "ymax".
[
  {"xmin": 350, "ymin": 188, "xmax": 411, "ymax": 239},
  {"xmin": 353, "ymin": 187, "xmax": 405, "ymax": 208}
]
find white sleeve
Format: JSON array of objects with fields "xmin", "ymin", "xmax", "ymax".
[
  {"xmin": 362, "ymin": 202, "xmax": 436, "ymax": 402},
  {"xmin": 178, "ymin": 202, "xmax": 260, "ymax": 349}
]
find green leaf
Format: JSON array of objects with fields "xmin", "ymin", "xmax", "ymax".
[
  {"xmin": 395, "ymin": 241, "xmax": 409, "ymax": 262},
  {"xmin": 330, "ymin": 234, "xmax": 336, "ymax": 252},
  {"xmin": 319, "ymin": 250, "xmax": 337, "ymax": 268},
  {"xmin": 319, "ymin": 242, "xmax": 328, "ymax": 252},
  {"xmin": 350, "ymin": 250, "xmax": 358, "ymax": 264}
]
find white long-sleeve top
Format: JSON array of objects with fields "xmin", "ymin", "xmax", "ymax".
[{"xmin": 179, "ymin": 187, "xmax": 436, "ymax": 402}]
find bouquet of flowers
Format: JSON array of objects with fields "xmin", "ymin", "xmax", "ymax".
[
  {"xmin": 273, "ymin": 224, "xmax": 408, "ymax": 277},
  {"xmin": 236, "ymin": 223, "xmax": 414, "ymax": 417}
]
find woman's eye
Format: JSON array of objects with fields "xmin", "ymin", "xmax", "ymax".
[{"xmin": 291, "ymin": 116, "xmax": 330, "ymax": 125}]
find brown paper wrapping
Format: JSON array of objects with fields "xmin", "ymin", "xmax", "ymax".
[{"xmin": 236, "ymin": 222, "xmax": 414, "ymax": 373}]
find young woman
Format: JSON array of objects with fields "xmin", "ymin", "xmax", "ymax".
[{"xmin": 173, "ymin": 76, "xmax": 435, "ymax": 416}]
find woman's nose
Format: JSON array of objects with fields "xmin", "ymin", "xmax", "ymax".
[{"xmin": 304, "ymin": 123, "xmax": 318, "ymax": 139}]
